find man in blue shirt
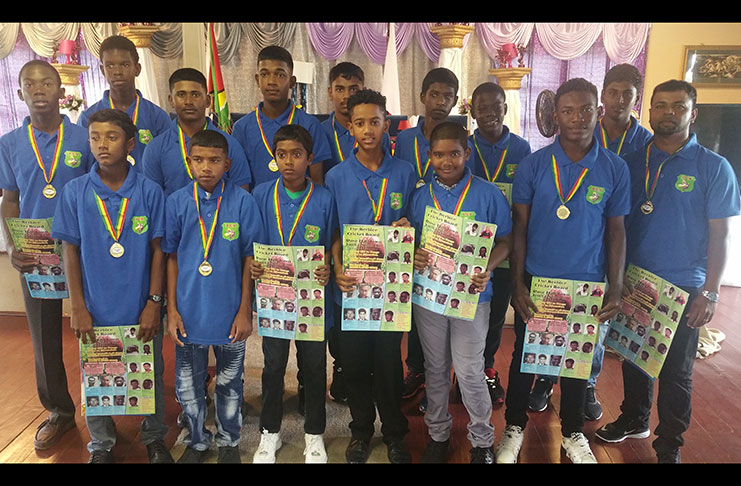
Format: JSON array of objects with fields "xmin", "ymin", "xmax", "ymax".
[
  {"xmin": 497, "ymin": 78, "xmax": 630, "ymax": 464},
  {"xmin": 595, "ymin": 80, "xmax": 740, "ymax": 464},
  {"xmin": 78, "ymin": 35, "xmax": 171, "ymax": 171},
  {"xmin": 0, "ymin": 60, "xmax": 94, "ymax": 451}
]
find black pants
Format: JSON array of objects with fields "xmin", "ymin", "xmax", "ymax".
[
  {"xmin": 620, "ymin": 287, "xmax": 701, "ymax": 454},
  {"xmin": 336, "ymin": 304, "xmax": 408, "ymax": 443},
  {"xmin": 504, "ymin": 273, "xmax": 586, "ymax": 436},
  {"xmin": 20, "ymin": 274, "xmax": 75, "ymax": 420},
  {"xmin": 485, "ymin": 267, "xmax": 513, "ymax": 369},
  {"xmin": 260, "ymin": 336, "xmax": 327, "ymax": 435}
]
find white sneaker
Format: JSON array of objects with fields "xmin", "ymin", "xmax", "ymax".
[
  {"xmin": 496, "ymin": 424, "xmax": 524, "ymax": 463},
  {"xmin": 304, "ymin": 433, "xmax": 328, "ymax": 463},
  {"xmin": 561, "ymin": 432, "xmax": 597, "ymax": 463},
  {"xmin": 253, "ymin": 430, "xmax": 282, "ymax": 463}
]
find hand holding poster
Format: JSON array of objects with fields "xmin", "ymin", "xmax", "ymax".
[
  {"xmin": 412, "ymin": 206, "xmax": 496, "ymax": 320},
  {"xmin": 604, "ymin": 264, "xmax": 689, "ymax": 379}
]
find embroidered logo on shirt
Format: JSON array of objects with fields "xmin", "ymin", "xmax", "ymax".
[
  {"xmin": 586, "ymin": 185, "xmax": 605, "ymax": 204},
  {"xmin": 390, "ymin": 192, "xmax": 403, "ymax": 210},
  {"xmin": 132, "ymin": 216, "xmax": 148, "ymax": 234},
  {"xmin": 64, "ymin": 151, "xmax": 82, "ymax": 168},
  {"xmin": 675, "ymin": 174, "xmax": 695, "ymax": 192},
  {"xmin": 506, "ymin": 164, "xmax": 518, "ymax": 179},
  {"xmin": 222, "ymin": 222, "xmax": 239, "ymax": 241},
  {"xmin": 138, "ymin": 129, "xmax": 153, "ymax": 145},
  {"xmin": 304, "ymin": 224, "xmax": 320, "ymax": 243}
]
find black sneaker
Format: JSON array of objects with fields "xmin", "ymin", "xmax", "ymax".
[
  {"xmin": 402, "ymin": 371, "xmax": 425, "ymax": 398},
  {"xmin": 485, "ymin": 370, "xmax": 505, "ymax": 405},
  {"xmin": 329, "ymin": 366, "xmax": 348, "ymax": 404},
  {"xmin": 88, "ymin": 449, "xmax": 114, "ymax": 464},
  {"xmin": 218, "ymin": 445, "xmax": 242, "ymax": 464},
  {"xmin": 421, "ymin": 439, "xmax": 450, "ymax": 463},
  {"xmin": 146, "ymin": 439, "xmax": 174, "ymax": 463},
  {"xmin": 528, "ymin": 378, "xmax": 553, "ymax": 412},
  {"xmin": 177, "ymin": 446, "xmax": 209, "ymax": 463},
  {"xmin": 584, "ymin": 385, "xmax": 603, "ymax": 421},
  {"xmin": 657, "ymin": 449, "xmax": 681, "ymax": 464},
  {"xmin": 595, "ymin": 415, "xmax": 650, "ymax": 443},
  {"xmin": 470, "ymin": 446, "xmax": 495, "ymax": 464}
]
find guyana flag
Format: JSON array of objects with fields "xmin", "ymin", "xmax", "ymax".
[{"xmin": 208, "ymin": 23, "xmax": 231, "ymax": 134}]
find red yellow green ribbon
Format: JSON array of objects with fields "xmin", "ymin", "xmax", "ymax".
[
  {"xmin": 178, "ymin": 121, "xmax": 209, "ymax": 180},
  {"xmin": 193, "ymin": 180, "xmax": 224, "ymax": 262},
  {"xmin": 94, "ymin": 191, "xmax": 130, "ymax": 243},
  {"xmin": 362, "ymin": 178, "xmax": 388, "ymax": 223},
  {"xmin": 473, "ymin": 134, "xmax": 508, "ymax": 182},
  {"xmin": 599, "ymin": 118, "xmax": 629, "ymax": 156},
  {"xmin": 430, "ymin": 173, "xmax": 472, "ymax": 216},
  {"xmin": 273, "ymin": 179, "xmax": 314, "ymax": 245},
  {"xmin": 256, "ymin": 103, "xmax": 296, "ymax": 160},
  {"xmin": 551, "ymin": 154, "xmax": 589, "ymax": 206},
  {"xmin": 332, "ymin": 114, "xmax": 357, "ymax": 162},
  {"xmin": 644, "ymin": 140, "xmax": 689, "ymax": 202},
  {"xmin": 108, "ymin": 92, "xmax": 139, "ymax": 125},
  {"xmin": 27, "ymin": 121, "xmax": 64, "ymax": 186},
  {"xmin": 413, "ymin": 136, "xmax": 431, "ymax": 180}
]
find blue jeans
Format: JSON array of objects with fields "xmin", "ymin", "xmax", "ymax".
[
  {"xmin": 175, "ymin": 341, "xmax": 245, "ymax": 451},
  {"xmin": 86, "ymin": 325, "xmax": 168, "ymax": 452}
]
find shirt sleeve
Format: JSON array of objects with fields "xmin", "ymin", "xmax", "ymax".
[
  {"xmin": 706, "ymin": 155, "xmax": 741, "ymax": 219},
  {"xmin": 604, "ymin": 157, "xmax": 632, "ymax": 218},
  {"xmin": 51, "ymin": 181, "xmax": 81, "ymax": 246},
  {"xmin": 146, "ymin": 182, "xmax": 167, "ymax": 240},
  {"xmin": 225, "ymin": 136, "xmax": 253, "ymax": 188},
  {"xmin": 490, "ymin": 185, "xmax": 513, "ymax": 237},
  {"xmin": 308, "ymin": 119, "xmax": 333, "ymax": 165},
  {"xmin": 141, "ymin": 138, "xmax": 166, "ymax": 190},
  {"xmin": 0, "ymin": 135, "xmax": 19, "ymax": 191},
  {"xmin": 162, "ymin": 193, "xmax": 182, "ymax": 254},
  {"xmin": 512, "ymin": 153, "xmax": 536, "ymax": 205},
  {"xmin": 239, "ymin": 194, "xmax": 266, "ymax": 258}
]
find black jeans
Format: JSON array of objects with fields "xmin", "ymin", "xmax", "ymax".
[{"xmin": 620, "ymin": 287, "xmax": 701, "ymax": 454}]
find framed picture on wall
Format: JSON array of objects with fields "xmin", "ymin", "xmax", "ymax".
[{"xmin": 683, "ymin": 45, "xmax": 741, "ymax": 87}]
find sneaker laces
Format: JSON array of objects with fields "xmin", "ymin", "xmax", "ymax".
[
  {"xmin": 503, "ymin": 424, "xmax": 523, "ymax": 439},
  {"xmin": 256, "ymin": 430, "xmax": 279, "ymax": 454},
  {"xmin": 566, "ymin": 432, "xmax": 594, "ymax": 458}
]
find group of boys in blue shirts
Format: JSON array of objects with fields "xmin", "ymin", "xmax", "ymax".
[{"xmin": 0, "ymin": 33, "xmax": 738, "ymax": 465}]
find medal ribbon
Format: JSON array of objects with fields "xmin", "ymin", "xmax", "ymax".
[
  {"xmin": 108, "ymin": 93, "xmax": 140, "ymax": 125},
  {"xmin": 644, "ymin": 141, "xmax": 688, "ymax": 201},
  {"xmin": 413, "ymin": 136, "xmax": 431, "ymax": 180},
  {"xmin": 429, "ymin": 173, "xmax": 473, "ymax": 216},
  {"xmin": 273, "ymin": 179, "xmax": 314, "ymax": 246},
  {"xmin": 362, "ymin": 178, "xmax": 388, "ymax": 223},
  {"xmin": 193, "ymin": 180, "xmax": 224, "ymax": 262},
  {"xmin": 473, "ymin": 134, "xmax": 508, "ymax": 182},
  {"xmin": 552, "ymin": 154, "xmax": 589, "ymax": 206},
  {"xmin": 94, "ymin": 191, "xmax": 130, "ymax": 243},
  {"xmin": 256, "ymin": 103, "xmax": 296, "ymax": 160},
  {"xmin": 332, "ymin": 114, "xmax": 357, "ymax": 162},
  {"xmin": 27, "ymin": 122, "xmax": 64, "ymax": 185},
  {"xmin": 178, "ymin": 121, "xmax": 209, "ymax": 180},
  {"xmin": 599, "ymin": 118, "xmax": 629, "ymax": 156}
]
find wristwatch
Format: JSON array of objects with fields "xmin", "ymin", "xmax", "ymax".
[
  {"xmin": 701, "ymin": 290, "xmax": 719, "ymax": 303},
  {"xmin": 148, "ymin": 294, "xmax": 164, "ymax": 304}
]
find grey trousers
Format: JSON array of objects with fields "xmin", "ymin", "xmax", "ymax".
[{"xmin": 413, "ymin": 302, "xmax": 494, "ymax": 448}]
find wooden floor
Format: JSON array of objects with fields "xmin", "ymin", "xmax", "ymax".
[{"xmin": 1, "ymin": 286, "xmax": 741, "ymax": 464}]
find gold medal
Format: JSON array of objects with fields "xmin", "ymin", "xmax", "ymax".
[
  {"xmin": 198, "ymin": 260, "xmax": 213, "ymax": 276},
  {"xmin": 416, "ymin": 179, "xmax": 426, "ymax": 188},
  {"xmin": 43, "ymin": 184, "xmax": 56, "ymax": 199},
  {"xmin": 641, "ymin": 200, "xmax": 654, "ymax": 214},
  {"xmin": 109, "ymin": 242, "xmax": 125, "ymax": 258},
  {"xmin": 556, "ymin": 204, "xmax": 571, "ymax": 220},
  {"xmin": 268, "ymin": 158, "xmax": 279, "ymax": 172}
]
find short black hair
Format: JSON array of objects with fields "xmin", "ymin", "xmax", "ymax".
[
  {"xmin": 471, "ymin": 82, "xmax": 506, "ymax": 105},
  {"xmin": 18, "ymin": 60, "xmax": 61, "ymax": 87},
  {"xmin": 555, "ymin": 78, "xmax": 598, "ymax": 108},
  {"xmin": 88, "ymin": 108, "xmax": 137, "ymax": 141},
  {"xmin": 651, "ymin": 79, "xmax": 697, "ymax": 109},
  {"xmin": 421, "ymin": 67, "xmax": 459, "ymax": 95},
  {"xmin": 189, "ymin": 129, "xmax": 229, "ymax": 154},
  {"xmin": 169, "ymin": 68, "xmax": 207, "ymax": 92},
  {"xmin": 273, "ymin": 124, "xmax": 314, "ymax": 155},
  {"xmin": 603, "ymin": 63, "xmax": 643, "ymax": 92},
  {"xmin": 257, "ymin": 45, "xmax": 293, "ymax": 71},
  {"xmin": 347, "ymin": 88, "xmax": 387, "ymax": 117},
  {"xmin": 429, "ymin": 121, "xmax": 468, "ymax": 150},
  {"xmin": 329, "ymin": 62, "xmax": 364, "ymax": 84},
  {"xmin": 99, "ymin": 35, "xmax": 139, "ymax": 64}
]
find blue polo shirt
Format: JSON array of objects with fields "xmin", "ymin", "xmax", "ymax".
[
  {"xmin": 163, "ymin": 178, "xmax": 265, "ymax": 345},
  {"xmin": 512, "ymin": 136, "xmax": 631, "ymax": 282},
  {"xmin": 140, "ymin": 118, "xmax": 252, "ymax": 197},
  {"xmin": 466, "ymin": 126, "xmax": 532, "ymax": 183},
  {"xmin": 624, "ymin": 134, "xmax": 740, "ymax": 288},
  {"xmin": 394, "ymin": 119, "xmax": 445, "ymax": 185},
  {"xmin": 0, "ymin": 115, "xmax": 94, "ymax": 219},
  {"xmin": 252, "ymin": 178, "xmax": 338, "ymax": 330},
  {"xmin": 79, "ymin": 90, "xmax": 171, "ymax": 171},
  {"xmin": 409, "ymin": 167, "xmax": 513, "ymax": 302},
  {"xmin": 232, "ymin": 102, "xmax": 332, "ymax": 186},
  {"xmin": 593, "ymin": 116, "xmax": 653, "ymax": 158},
  {"xmin": 321, "ymin": 111, "xmax": 392, "ymax": 173},
  {"xmin": 51, "ymin": 163, "xmax": 165, "ymax": 327}
]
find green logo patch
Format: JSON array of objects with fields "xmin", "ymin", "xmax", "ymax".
[
  {"xmin": 138, "ymin": 129, "xmax": 153, "ymax": 145},
  {"xmin": 675, "ymin": 174, "xmax": 695, "ymax": 192},
  {"xmin": 586, "ymin": 185, "xmax": 605, "ymax": 204},
  {"xmin": 131, "ymin": 216, "xmax": 148, "ymax": 235},
  {"xmin": 222, "ymin": 222, "xmax": 239, "ymax": 241},
  {"xmin": 459, "ymin": 211, "xmax": 477, "ymax": 221},
  {"xmin": 64, "ymin": 151, "xmax": 82, "ymax": 168},
  {"xmin": 390, "ymin": 192, "xmax": 403, "ymax": 210},
  {"xmin": 304, "ymin": 224, "xmax": 320, "ymax": 243},
  {"xmin": 506, "ymin": 164, "xmax": 518, "ymax": 179}
]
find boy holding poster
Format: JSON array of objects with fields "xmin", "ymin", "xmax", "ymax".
[
  {"xmin": 409, "ymin": 122, "xmax": 512, "ymax": 463},
  {"xmin": 250, "ymin": 125, "xmax": 336, "ymax": 463},
  {"xmin": 51, "ymin": 109, "xmax": 170, "ymax": 463},
  {"xmin": 325, "ymin": 89, "xmax": 417, "ymax": 463}
]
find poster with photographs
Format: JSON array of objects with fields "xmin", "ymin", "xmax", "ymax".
[
  {"xmin": 412, "ymin": 206, "xmax": 496, "ymax": 321},
  {"xmin": 80, "ymin": 325, "xmax": 155, "ymax": 416},
  {"xmin": 605, "ymin": 264, "xmax": 689, "ymax": 379},
  {"xmin": 520, "ymin": 277, "xmax": 605, "ymax": 380},
  {"xmin": 254, "ymin": 243, "xmax": 326, "ymax": 342},
  {"xmin": 494, "ymin": 182, "xmax": 512, "ymax": 269},
  {"xmin": 4, "ymin": 217, "xmax": 68, "ymax": 299},
  {"xmin": 341, "ymin": 224, "xmax": 415, "ymax": 332}
]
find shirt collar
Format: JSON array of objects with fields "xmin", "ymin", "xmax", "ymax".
[
  {"xmin": 331, "ymin": 111, "xmax": 350, "ymax": 137},
  {"xmin": 432, "ymin": 167, "xmax": 473, "ymax": 198},
  {"xmin": 473, "ymin": 126, "xmax": 511, "ymax": 150},
  {"xmin": 169, "ymin": 117, "xmax": 215, "ymax": 136},
  {"xmin": 648, "ymin": 133, "xmax": 700, "ymax": 161},
  {"xmin": 23, "ymin": 114, "xmax": 71, "ymax": 138},
  {"xmin": 553, "ymin": 134, "xmax": 600, "ymax": 170},
  {"xmin": 275, "ymin": 177, "xmax": 312, "ymax": 204},
  {"xmin": 89, "ymin": 161, "xmax": 138, "ymax": 199},
  {"xmin": 194, "ymin": 177, "xmax": 227, "ymax": 201},
  {"xmin": 349, "ymin": 150, "xmax": 395, "ymax": 181},
  {"xmin": 258, "ymin": 101, "xmax": 296, "ymax": 124}
]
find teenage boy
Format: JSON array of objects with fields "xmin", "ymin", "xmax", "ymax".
[
  {"xmin": 497, "ymin": 78, "xmax": 630, "ymax": 464},
  {"xmin": 79, "ymin": 35, "xmax": 170, "ymax": 170},
  {"xmin": 51, "ymin": 109, "xmax": 171, "ymax": 463},
  {"xmin": 394, "ymin": 67, "xmax": 460, "ymax": 407},
  {"xmin": 232, "ymin": 45, "xmax": 332, "ymax": 187},
  {"xmin": 250, "ymin": 125, "xmax": 336, "ymax": 463},
  {"xmin": 410, "ymin": 122, "xmax": 513, "ymax": 464},
  {"xmin": 0, "ymin": 60, "xmax": 94, "ymax": 451},
  {"xmin": 325, "ymin": 89, "xmax": 417, "ymax": 464},
  {"xmin": 142, "ymin": 68, "xmax": 252, "ymax": 196},
  {"xmin": 467, "ymin": 81, "xmax": 531, "ymax": 405},
  {"xmin": 163, "ymin": 130, "xmax": 264, "ymax": 464},
  {"xmin": 595, "ymin": 80, "xmax": 740, "ymax": 464}
]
